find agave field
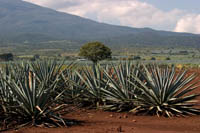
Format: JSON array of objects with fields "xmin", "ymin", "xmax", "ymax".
[{"xmin": 0, "ymin": 60, "xmax": 200, "ymax": 132}]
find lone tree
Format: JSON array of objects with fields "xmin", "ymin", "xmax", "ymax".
[{"xmin": 79, "ymin": 42, "xmax": 112, "ymax": 64}]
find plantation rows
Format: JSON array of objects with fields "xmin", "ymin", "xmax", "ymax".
[{"xmin": 0, "ymin": 60, "xmax": 200, "ymax": 131}]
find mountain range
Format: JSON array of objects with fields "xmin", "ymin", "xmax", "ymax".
[{"xmin": 0, "ymin": 0, "xmax": 200, "ymax": 47}]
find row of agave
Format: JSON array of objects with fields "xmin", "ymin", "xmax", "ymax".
[
  {"xmin": 0, "ymin": 60, "xmax": 200, "ymax": 131},
  {"xmin": 72, "ymin": 62, "xmax": 200, "ymax": 117}
]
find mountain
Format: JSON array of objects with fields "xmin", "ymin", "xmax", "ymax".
[{"xmin": 0, "ymin": 0, "xmax": 200, "ymax": 47}]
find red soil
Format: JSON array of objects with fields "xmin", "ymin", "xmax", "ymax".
[
  {"xmin": 8, "ymin": 109, "xmax": 200, "ymax": 133},
  {"xmin": 5, "ymin": 69, "xmax": 200, "ymax": 133}
]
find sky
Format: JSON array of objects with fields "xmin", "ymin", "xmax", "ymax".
[{"xmin": 23, "ymin": 0, "xmax": 200, "ymax": 34}]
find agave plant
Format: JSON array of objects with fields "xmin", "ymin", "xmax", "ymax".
[
  {"xmin": 0, "ymin": 61, "xmax": 77, "ymax": 131},
  {"xmin": 60, "ymin": 68, "xmax": 84, "ymax": 104},
  {"xmin": 29, "ymin": 60, "xmax": 68, "ymax": 101},
  {"xmin": 131, "ymin": 64, "xmax": 200, "ymax": 117},
  {"xmin": 0, "ymin": 67, "xmax": 10, "ymax": 116},
  {"xmin": 76, "ymin": 64, "xmax": 109, "ymax": 107},
  {"xmin": 102, "ymin": 61, "xmax": 142, "ymax": 111},
  {"xmin": 0, "ymin": 63, "xmax": 28, "ymax": 114},
  {"xmin": 29, "ymin": 60, "xmax": 64, "ymax": 86}
]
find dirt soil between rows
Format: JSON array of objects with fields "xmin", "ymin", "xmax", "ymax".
[
  {"xmin": 5, "ymin": 69, "xmax": 200, "ymax": 133},
  {"xmin": 7, "ymin": 109, "xmax": 200, "ymax": 133}
]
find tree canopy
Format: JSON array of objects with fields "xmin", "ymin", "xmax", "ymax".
[{"xmin": 79, "ymin": 42, "xmax": 112, "ymax": 64}]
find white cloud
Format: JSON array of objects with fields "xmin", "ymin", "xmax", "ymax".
[
  {"xmin": 23, "ymin": 0, "xmax": 200, "ymax": 34},
  {"xmin": 174, "ymin": 14, "xmax": 200, "ymax": 34}
]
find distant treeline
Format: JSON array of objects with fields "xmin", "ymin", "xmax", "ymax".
[{"xmin": 0, "ymin": 53, "xmax": 13, "ymax": 61}]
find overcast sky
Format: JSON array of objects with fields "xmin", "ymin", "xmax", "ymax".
[{"xmin": 23, "ymin": 0, "xmax": 200, "ymax": 34}]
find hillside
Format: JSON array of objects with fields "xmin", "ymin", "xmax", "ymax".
[{"xmin": 0, "ymin": 0, "xmax": 200, "ymax": 47}]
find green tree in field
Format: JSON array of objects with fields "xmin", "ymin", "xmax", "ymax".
[{"xmin": 79, "ymin": 42, "xmax": 112, "ymax": 64}]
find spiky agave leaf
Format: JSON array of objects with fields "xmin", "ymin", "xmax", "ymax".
[
  {"xmin": 60, "ymin": 67, "xmax": 84, "ymax": 104},
  {"xmin": 0, "ymin": 63, "xmax": 29, "ymax": 114},
  {"xmin": 29, "ymin": 60, "xmax": 68, "ymax": 102},
  {"xmin": 130, "ymin": 64, "xmax": 200, "ymax": 117},
  {"xmin": 0, "ymin": 65, "xmax": 12, "ymax": 107},
  {"xmin": 29, "ymin": 60, "xmax": 64, "ymax": 86},
  {"xmin": 53, "ymin": 61, "xmax": 79, "ymax": 103},
  {"xmin": 101, "ymin": 61, "xmax": 142, "ymax": 111},
  {"xmin": 76, "ymin": 64, "xmax": 109, "ymax": 107}
]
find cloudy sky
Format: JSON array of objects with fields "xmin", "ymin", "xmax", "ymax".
[{"xmin": 23, "ymin": 0, "xmax": 200, "ymax": 34}]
